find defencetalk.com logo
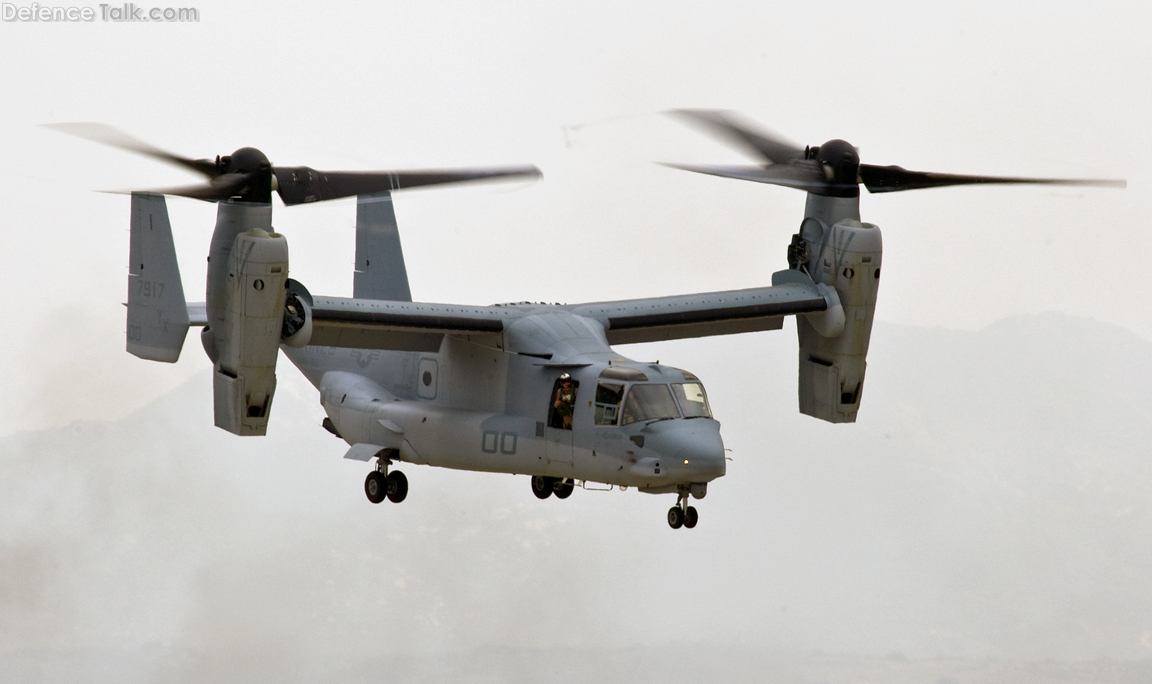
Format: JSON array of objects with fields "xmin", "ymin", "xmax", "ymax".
[{"xmin": 2, "ymin": 3, "xmax": 199, "ymax": 21}]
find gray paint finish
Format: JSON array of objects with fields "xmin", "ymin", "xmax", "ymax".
[
  {"xmin": 354, "ymin": 192, "xmax": 413, "ymax": 302},
  {"xmin": 126, "ymin": 192, "xmax": 190, "ymax": 363}
]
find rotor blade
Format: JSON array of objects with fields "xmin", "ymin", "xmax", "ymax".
[
  {"xmin": 43, "ymin": 122, "xmax": 221, "ymax": 178},
  {"xmin": 666, "ymin": 110, "xmax": 806, "ymax": 164},
  {"xmin": 662, "ymin": 161, "xmax": 849, "ymax": 193},
  {"xmin": 130, "ymin": 172, "xmax": 254, "ymax": 201},
  {"xmin": 274, "ymin": 165, "xmax": 542, "ymax": 205},
  {"xmin": 859, "ymin": 164, "xmax": 1127, "ymax": 193}
]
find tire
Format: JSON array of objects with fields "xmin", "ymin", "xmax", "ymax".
[
  {"xmin": 364, "ymin": 471, "xmax": 386, "ymax": 504},
  {"xmin": 554, "ymin": 479, "xmax": 574, "ymax": 499},
  {"xmin": 667, "ymin": 506, "xmax": 684, "ymax": 529},
  {"xmin": 386, "ymin": 470, "xmax": 409, "ymax": 503},
  {"xmin": 531, "ymin": 475, "xmax": 553, "ymax": 500},
  {"xmin": 684, "ymin": 506, "xmax": 699, "ymax": 529}
]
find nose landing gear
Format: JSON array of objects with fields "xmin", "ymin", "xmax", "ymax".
[
  {"xmin": 365, "ymin": 455, "xmax": 408, "ymax": 504},
  {"xmin": 667, "ymin": 488, "xmax": 699, "ymax": 529}
]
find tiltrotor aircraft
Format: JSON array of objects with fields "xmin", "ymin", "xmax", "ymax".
[{"xmin": 52, "ymin": 113, "xmax": 1123, "ymax": 529}]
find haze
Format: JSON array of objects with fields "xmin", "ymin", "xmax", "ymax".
[{"xmin": 1, "ymin": 2, "xmax": 1149, "ymax": 681}]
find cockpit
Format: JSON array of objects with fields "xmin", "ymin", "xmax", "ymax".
[{"xmin": 592, "ymin": 365, "xmax": 713, "ymax": 427}]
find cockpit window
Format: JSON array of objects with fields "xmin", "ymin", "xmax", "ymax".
[
  {"xmin": 673, "ymin": 382, "xmax": 712, "ymax": 418},
  {"xmin": 621, "ymin": 384, "xmax": 681, "ymax": 425},
  {"xmin": 594, "ymin": 381, "xmax": 625, "ymax": 426}
]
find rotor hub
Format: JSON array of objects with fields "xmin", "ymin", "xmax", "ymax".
[
  {"xmin": 813, "ymin": 139, "xmax": 860, "ymax": 196},
  {"xmin": 221, "ymin": 147, "xmax": 271, "ymax": 175},
  {"xmin": 217, "ymin": 147, "xmax": 274, "ymax": 204}
]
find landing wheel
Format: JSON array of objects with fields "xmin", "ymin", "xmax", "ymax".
[
  {"xmin": 531, "ymin": 475, "xmax": 553, "ymax": 500},
  {"xmin": 684, "ymin": 506, "xmax": 699, "ymax": 529},
  {"xmin": 385, "ymin": 470, "xmax": 408, "ymax": 503},
  {"xmin": 364, "ymin": 471, "xmax": 386, "ymax": 504},
  {"xmin": 554, "ymin": 479, "xmax": 574, "ymax": 499},
  {"xmin": 667, "ymin": 506, "xmax": 685, "ymax": 529}
]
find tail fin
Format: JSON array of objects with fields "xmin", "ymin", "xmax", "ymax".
[
  {"xmin": 354, "ymin": 192, "xmax": 412, "ymax": 301},
  {"xmin": 127, "ymin": 192, "xmax": 190, "ymax": 362}
]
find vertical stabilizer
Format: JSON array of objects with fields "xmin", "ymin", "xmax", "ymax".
[
  {"xmin": 127, "ymin": 192, "xmax": 190, "ymax": 362},
  {"xmin": 354, "ymin": 191, "xmax": 412, "ymax": 301}
]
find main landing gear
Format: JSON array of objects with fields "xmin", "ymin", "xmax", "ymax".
[
  {"xmin": 667, "ymin": 489, "xmax": 699, "ymax": 530},
  {"xmin": 531, "ymin": 476, "xmax": 574, "ymax": 500},
  {"xmin": 365, "ymin": 457, "xmax": 408, "ymax": 504}
]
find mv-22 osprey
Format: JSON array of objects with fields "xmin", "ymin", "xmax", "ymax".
[{"xmin": 53, "ymin": 113, "xmax": 1123, "ymax": 529}]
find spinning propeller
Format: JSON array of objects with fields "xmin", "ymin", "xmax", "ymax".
[
  {"xmin": 665, "ymin": 109, "xmax": 1125, "ymax": 197},
  {"xmin": 46, "ymin": 123, "xmax": 541, "ymax": 204}
]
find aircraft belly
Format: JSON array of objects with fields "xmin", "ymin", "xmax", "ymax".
[
  {"xmin": 570, "ymin": 436, "xmax": 726, "ymax": 489},
  {"xmin": 570, "ymin": 445, "xmax": 632, "ymax": 484}
]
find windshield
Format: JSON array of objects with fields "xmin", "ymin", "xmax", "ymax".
[
  {"xmin": 673, "ymin": 382, "xmax": 712, "ymax": 418},
  {"xmin": 621, "ymin": 384, "xmax": 681, "ymax": 425}
]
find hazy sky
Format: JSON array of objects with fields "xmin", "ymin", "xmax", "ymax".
[
  {"xmin": 0, "ymin": 1, "xmax": 1147, "ymax": 433},
  {"xmin": 0, "ymin": 2, "xmax": 1150, "ymax": 675}
]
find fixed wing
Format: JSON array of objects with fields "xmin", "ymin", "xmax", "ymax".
[{"xmin": 52, "ymin": 113, "xmax": 1123, "ymax": 529}]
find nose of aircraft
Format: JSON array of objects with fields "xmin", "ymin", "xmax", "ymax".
[{"xmin": 643, "ymin": 419, "xmax": 726, "ymax": 480}]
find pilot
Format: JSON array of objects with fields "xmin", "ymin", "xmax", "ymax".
[
  {"xmin": 620, "ymin": 397, "xmax": 640, "ymax": 426},
  {"xmin": 553, "ymin": 374, "xmax": 577, "ymax": 430}
]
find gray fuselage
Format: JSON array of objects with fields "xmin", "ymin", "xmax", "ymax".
[{"xmin": 282, "ymin": 307, "xmax": 726, "ymax": 493}]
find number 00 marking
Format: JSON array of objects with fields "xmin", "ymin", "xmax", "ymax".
[{"xmin": 481, "ymin": 431, "xmax": 517, "ymax": 455}]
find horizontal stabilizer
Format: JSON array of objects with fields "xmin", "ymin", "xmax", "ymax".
[{"xmin": 188, "ymin": 302, "xmax": 207, "ymax": 326}]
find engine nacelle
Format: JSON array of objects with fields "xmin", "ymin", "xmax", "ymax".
[
  {"xmin": 211, "ymin": 228, "xmax": 290, "ymax": 436},
  {"xmin": 795, "ymin": 218, "xmax": 882, "ymax": 423}
]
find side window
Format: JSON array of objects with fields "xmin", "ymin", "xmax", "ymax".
[
  {"xmin": 547, "ymin": 375, "xmax": 579, "ymax": 430},
  {"xmin": 672, "ymin": 382, "xmax": 712, "ymax": 418},
  {"xmin": 594, "ymin": 382, "xmax": 625, "ymax": 426}
]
